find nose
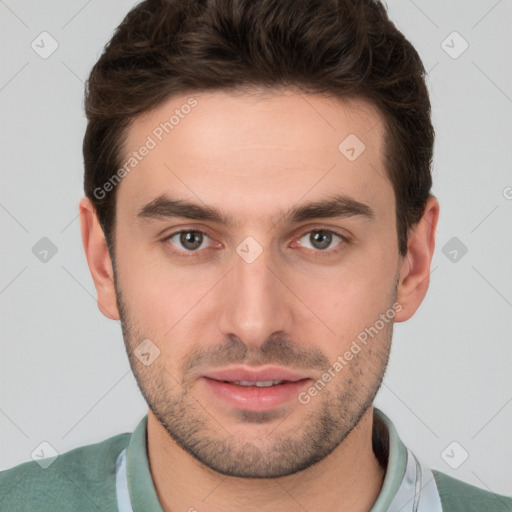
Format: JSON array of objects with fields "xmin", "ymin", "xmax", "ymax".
[{"xmin": 216, "ymin": 241, "xmax": 294, "ymax": 350}]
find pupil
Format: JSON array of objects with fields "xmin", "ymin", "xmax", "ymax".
[
  {"xmin": 180, "ymin": 231, "xmax": 202, "ymax": 250},
  {"xmin": 311, "ymin": 231, "xmax": 331, "ymax": 250}
]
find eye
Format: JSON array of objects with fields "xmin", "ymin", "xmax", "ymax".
[
  {"xmin": 166, "ymin": 230, "xmax": 212, "ymax": 252},
  {"xmin": 297, "ymin": 230, "xmax": 345, "ymax": 251}
]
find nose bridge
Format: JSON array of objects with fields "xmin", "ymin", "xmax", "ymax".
[{"xmin": 217, "ymin": 239, "xmax": 291, "ymax": 348}]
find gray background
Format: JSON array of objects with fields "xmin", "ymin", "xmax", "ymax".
[{"xmin": 1, "ymin": 0, "xmax": 511, "ymax": 497}]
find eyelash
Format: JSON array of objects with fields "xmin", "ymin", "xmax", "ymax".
[{"xmin": 162, "ymin": 228, "xmax": 349, "ymax": 259}]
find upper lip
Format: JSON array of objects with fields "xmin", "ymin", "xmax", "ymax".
[{"xmin": 203, "ymin": 366, "xmax": 310, "ymax": 383}]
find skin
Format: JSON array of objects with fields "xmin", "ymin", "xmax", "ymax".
[{"xmin": 80, "ymin": 88, "xmax": 439, "ymax": 512}]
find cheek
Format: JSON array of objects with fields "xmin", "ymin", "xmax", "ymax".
[
  {"xmin": 116, "ymin": 249, "xmax": 221, "ymax": 349},
  {"xmin": 287, "ymin": 246, "xmax": 397, "ymax": 343}
]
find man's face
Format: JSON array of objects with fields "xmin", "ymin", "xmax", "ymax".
[{"xmin": 113, "ymin": 89, "xmax": 402, "ymax": 477}]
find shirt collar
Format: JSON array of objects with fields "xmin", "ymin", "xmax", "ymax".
[
  {"xmin": 370, "ymin": 408, "xmax": 408, "ymax": 511},
  {"xmin": 124, "ymin": 414, "xmax": 163, "ymax": 512}
]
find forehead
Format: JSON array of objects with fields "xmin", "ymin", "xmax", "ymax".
[{"xmin": 117, "ymin": 89, "xmax": 393, "ymax": 223}]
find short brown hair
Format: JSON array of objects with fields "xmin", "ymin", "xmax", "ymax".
[{"xmin": 83, "ymin": 0, "xmax": 433, "ymax": 256}]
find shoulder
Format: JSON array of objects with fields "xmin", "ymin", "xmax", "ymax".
[
  {"xmin": 433, "ymin": 470, "xmax": 512, "ymax": 512},
  {"xmin": 0, "ymin": 432, "xmax": 130, "ymax": 512}
]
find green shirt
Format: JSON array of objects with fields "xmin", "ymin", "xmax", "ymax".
[{"xmin": 1, "ymin": 408, "xmax": 511, "ymax": 511}]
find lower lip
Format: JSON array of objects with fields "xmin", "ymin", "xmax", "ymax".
[{"xmin": 202, "ymin": 377, "xmax": 311, "ymax": 411}]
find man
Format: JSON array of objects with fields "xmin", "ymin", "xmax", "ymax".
[{"xmin": 1, "ymin": 0, "xmax": 510, "ymax": 510}]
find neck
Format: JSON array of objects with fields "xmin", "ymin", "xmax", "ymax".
[{"xmin": 147, "ymin": 407, "xmax": 385, "ymax": 512}]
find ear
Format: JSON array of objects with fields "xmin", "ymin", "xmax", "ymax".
[
  {"xmin": 79, "ymin": 197, "xmax": 120, "ymax": 320},
  {"xmin": 395, "ymin": 195, "xmax": 439, "ymax": 322}
]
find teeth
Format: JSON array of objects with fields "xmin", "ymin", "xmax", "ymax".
[{"xmin": 232, "ymin": 380, "xmax": 285, "ymax": 387}]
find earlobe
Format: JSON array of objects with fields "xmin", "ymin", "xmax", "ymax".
[
  {"xmin": 79, "ymin": 197, "xmax": 120, "ymax": 320},
  {"xmin": 395, "ymin": 195, "xmax": 439, "ymax": 322}
]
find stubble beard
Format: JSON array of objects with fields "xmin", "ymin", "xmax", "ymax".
[{"xmin": 115, "ymin": 280, "xmax": 396, "ymax": 478}]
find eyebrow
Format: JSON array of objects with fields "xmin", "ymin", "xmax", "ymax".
[{"xmin": 136, "ymin": 193, "xmax": 375, "ymax": 226}]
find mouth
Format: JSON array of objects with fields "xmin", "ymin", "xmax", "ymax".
[{"xmin": 201, "ymin": 366, "xmax": 312, "ymax": 411}]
